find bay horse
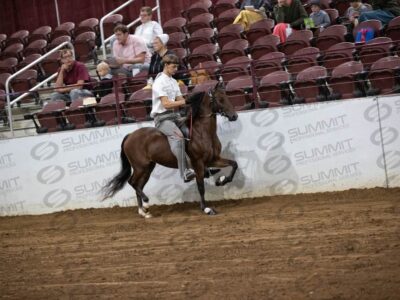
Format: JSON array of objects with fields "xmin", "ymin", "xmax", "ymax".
[{"xmin": 102, "ymin": 86, "xmax": 238, "ymax": 218}]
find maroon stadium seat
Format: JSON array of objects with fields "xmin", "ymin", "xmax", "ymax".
[
  {"xmin": 250, "ymin": 35, "xmax": 280, "ymax": 60},
  {"xmin": 329, "ymin": 61, "xmax": 365, "ymax": 99},
  {"xmin": 367, "ymin": 56, "xmax": 400, "ymax": 96},
  {"xmin": 254, "ymin": 52, "xmax": 285, "ymax": 79},
  {"xmin": 293, "ymin": 66, "xmax": 328, "ymax": 103},
  {"xmin": 225, "ymin": 75, "xmax": 254, "ymax": 110},
  {"xmin": 315, "ymin": 24, "xmax": 347, "ymax": 51},
  {"xmin": 258, "ymin": 70, "xmax": 291, "ymax": 107}
]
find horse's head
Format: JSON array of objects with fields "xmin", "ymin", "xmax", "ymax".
[{"xmin": 210, "ymin": 87, "xmax": 238, "ymax": 122}]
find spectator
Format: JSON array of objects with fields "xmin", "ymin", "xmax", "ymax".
[
  {"xmin": 148, "ymin": 34, "xmax": 187, "ymax": 82},
  {"xmin": 233, "ymin": 0, "xmax": 268, "ymax": 31},
  {"xmin": 272, "ymin": 0, "xmax": 308, "ymax": 42},
  {"xmin": 134, "ymin": 6, "xmax": 163, "ymax": 51},
  {"xmin": 345, "ymin": 0, "xmax": 370, "ymax": 27},
  {"xmin": 111, "ymin": 24, "xmax": 151, "ymax": 77},
  {"xmin": 93, "ymin": 62, "xmax": 113, "ymax": 101},
  {"xmin": 50, "ymin": 49, "xmax": 93, "ymax": 103},
  {"xmin": 309, "ymin": 1, "xmax": 331, "ymax": 28},
  {"xmin": 359, "ymin": 0, "xmax": 400, "ymax": 25}
]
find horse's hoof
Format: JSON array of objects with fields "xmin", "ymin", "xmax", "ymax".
[
  {"xmin": 143, "ymin": 201, "xmax": 150, "ymax": 209},
  {"xmin": 138, "ymin": 208, "xmax": 152, "ymax": 218},
  {"xmin": 204, "ymin": 207, "xmax": 217, "ymax": 215},
  {"xmin": 216, "ymin": 175, "xmax": 226, "ymax": 186}
]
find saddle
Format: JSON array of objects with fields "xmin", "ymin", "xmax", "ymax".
[{"xmin": 155, "ymin": 111, "xmax": 190, "ymax": 139}]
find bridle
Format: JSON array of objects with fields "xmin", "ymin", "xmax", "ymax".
[{"xmin": 198, "ymin": 89, "xmax": 224, "ymax": 118}]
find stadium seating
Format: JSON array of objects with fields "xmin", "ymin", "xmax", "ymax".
[
  {"xmin": 315, "ymin": 24, "xmax": 347, "ymax": 51},
  {"xmin": 225, "ymin": 75, "xmax": 254, "ymax": 110},
  {"xmin": 74, "ymin": 32, "xmax": 97, "ymax": 63},
  {"xmin": 329, "ymin": 61, "xmax": 365, "ymax": 100},
  {"xmin": 286, "ymin": 47, "xmax": 320, "ymax": 76},
  {"xmin": 163, "ymin": 17, "xmax": 187, "ymax": 34},
  {"xmin": 0, "ymin": 57, "xmax": 18, "ymax": 74},
  {"xmin": 28, "ymin": 26, "xmax": 52, "ymax": 43},
  {"xmin": 103, "ymin": 14, "xmax": 123, "ymax": 39},
  {"xmin": 123, "ymin": 88, "xmax": 152, "ymax": 122},
  {"xmin": 51, "ymin": 22, "xmax": 75, "ymax": 40},
  {"xmin": 279, "ymin": 30, "xmax": 313, "ymax": 56},
  {"xmin": 254, "ymin": 52, "xmax": 285, "ymax": 79},
  {"xmin": 258, "ymin": 70, "xmax": 291, "ymax": 107},
  {"xmin": 187, "ymin": 43, "xmax": 218, "ymax": 68},
  {"xmin": 293, "ymin": 66, "xmax": 329, "ymax": 103},
  {"xmin": 216, "ymin": 24, "xmax": 243, "ymax": 49},
  {"xmin": 187, "ymin": 28, "xmax": 214, "ymax": 52},
  {"xmin": 219, "ymin": 39, "xmax": 248, "ymax": 64},
  {"xmin": 245, "ymin": 19, "xmax": 274, "ymax": 45},
  {"xmin": 34, "ymin": 100, "xmax": 71, "ymax": 133},
  {"xmin": 367, "ymin": 56, "xmax": 400, "ymax": 96},
  {"xmin": 250, "ymin": 35, "xmax": 280, "ymax": 60},
  {"xmin": 323, "ymin": 42, "xmax": 355, "ymax": 72},
  {"xmin": 185, "ymin": 13, "xmax": 214, "ymax": 35},
  {"xmin": 220, "ymin": 56, "xmax": 250, "ymax": 82}
]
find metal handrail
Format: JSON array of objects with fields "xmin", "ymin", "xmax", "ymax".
[
  {"xmin": 99, "ymin": 0, "xmax": 161, "ymax": 59},
  {"xmin": 5, "ymin": 41, "xmax": 74, "ymax": 135}
]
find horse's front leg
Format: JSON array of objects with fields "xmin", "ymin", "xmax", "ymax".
[
  {"xmin": 210, "ymin": 158, "xmax": 238, "ymax": 186},
  {"xmin": 192, "ymin": 160, "xmax": 217, "ymax": 215}
]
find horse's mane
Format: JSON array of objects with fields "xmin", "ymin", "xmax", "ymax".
[{"xmin": 188, "ymin": 91, "xmax": 206, "ymax": 119}]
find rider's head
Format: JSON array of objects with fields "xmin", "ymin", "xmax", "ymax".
[{"xmin": 162, "ymin": 54, "xmax": 179, "ymax": 77}]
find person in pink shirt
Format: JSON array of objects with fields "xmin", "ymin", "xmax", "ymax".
[{"xmin": 111, "ymin": 24, "xmax": 151, "ymax": 77}]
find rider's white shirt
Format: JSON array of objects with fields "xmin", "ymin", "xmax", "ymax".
[{"xmin": 150, "ymin": 72, "xmax": 182, "ymax": 118}]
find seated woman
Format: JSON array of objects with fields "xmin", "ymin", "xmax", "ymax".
[
  {"xmin": 272, "ymin": 0, "xmax": 308, "ymax": 43},
  {"xmin": 359, "ymin": 0, "xmax": 400, "ymax": 25},
  {"xmin": 148, "ymin": 34, "xmax": 187, "ymax": 83},
  {"xmin": 233, "ymin": 0, "xmax": 268, "ymax": 31}
]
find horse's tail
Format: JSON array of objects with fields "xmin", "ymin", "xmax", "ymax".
[{"xmin": 101, "ymin": 134, "xmax": 132, "ymax": 200}]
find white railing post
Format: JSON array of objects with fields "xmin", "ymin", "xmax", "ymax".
[
  {"xmin": 156, "ymin": 0, "xmax": 161, "ymax": 24},
  {"xmin": 54, "ymin": 0, "xmax": 61, "ymax": 26},
  {"xmin": 5, "ymin": 42, "xmax": 74, "ymax": 136}
]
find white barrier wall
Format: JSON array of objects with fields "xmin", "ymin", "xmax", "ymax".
[{"xmin": 1, "ymin": 96, "xmax": 399, "ymax": 216}]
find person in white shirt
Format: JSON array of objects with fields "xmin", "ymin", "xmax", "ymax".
[
  {"xmin": 151, "ymin": 54, "xmax": 196, "ymax": 182},
  {"xmin": 134, "ymin": 6, "xmax": 163, "ymax": 51}
]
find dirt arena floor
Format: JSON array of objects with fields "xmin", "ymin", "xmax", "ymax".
[{"xmin": 1, "ymin": 187, "xmax": 399, "ymax": 300}]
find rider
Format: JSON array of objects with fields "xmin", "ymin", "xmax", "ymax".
[{"xmin": 150, "ymin": 54, "xmax": 196, "ymax": 182}]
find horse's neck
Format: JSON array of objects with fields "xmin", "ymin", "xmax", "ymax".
[{"xmin": 193, "ymin": 111, "xmax": 218, "ymax": 139}]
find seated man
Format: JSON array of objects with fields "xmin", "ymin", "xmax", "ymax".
[
  {"xmin": 50, "ymin": 49, "xmax": 93, "ymax": 103},
  {"xmin": 134, "ymin": 6, "xmax": 163, "ymax": 51},
  {"xmin": 359, "ymin": 0, "xmax": 400, "ymax": 25},
  {"xmin": 346, "ymin": 0, "xmax": 370, "ymax": 26},
  {"xmin": 111, "ymin": 24, "xmax": 151, "ymax": 77},
  {"xmin": 150, "ymin": 54, "xmax": 195, "ymax": 182},
  {"xmin": 272, "ymin": 0, "xmax": 308, "ymax": 42},
  {"xmin": 309, "ymin": 0, "xmax": 331, "ymax": 28}
]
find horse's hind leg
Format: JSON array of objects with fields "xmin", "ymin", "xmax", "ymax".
[{"xmin": 128, "ymin": 163, "xmax": 155, "ymax": 218}]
